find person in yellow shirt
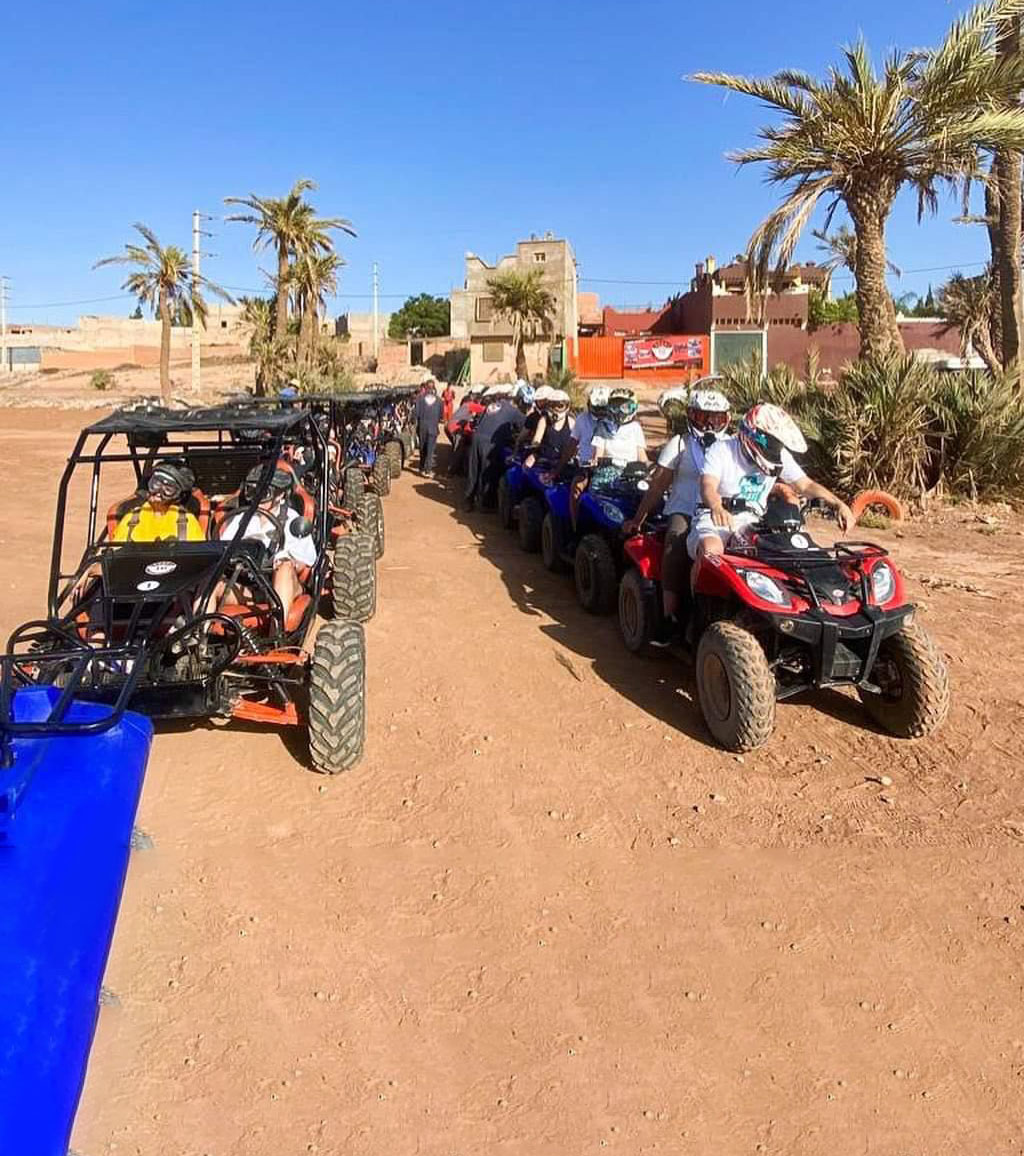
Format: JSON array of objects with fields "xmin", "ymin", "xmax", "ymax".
[{"xmin": 113, "ymin": 463, "xmax": 204, "ymax": 543}]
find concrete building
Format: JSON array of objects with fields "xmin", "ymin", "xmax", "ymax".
[
  {"xmin": 450, "ymin": 234, "xmax": 579, "ymax": 382},
  {"xmin": 336, "ymin": 311, "xmax": 392, "ymax": 358}
]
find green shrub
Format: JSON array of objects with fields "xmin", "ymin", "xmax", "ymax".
[
  {"xmin": 90, "ymin": 369, "xmax": 114, "ymax": 391},
  {"xmin": 717, "ymin": 352, "xmax": 1024, "ymax": 501}
]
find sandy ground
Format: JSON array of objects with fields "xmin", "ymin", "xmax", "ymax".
[{"xmin": 2, "ymin": 407, "xmax": 1024, "ymax": 1155}]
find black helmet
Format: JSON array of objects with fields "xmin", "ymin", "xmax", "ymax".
[
  {"xmin": 243, "ymin": 464, "xmax": 293, "ymax": 502},
  {"xmin": 146, "ymin": 461, "xmax": 194, "ymax": 500}
]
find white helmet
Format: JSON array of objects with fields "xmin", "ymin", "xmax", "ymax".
[
  {"xmin": 547, "ymin": 388, "xmax": 571, "ymax": 412},
  {"xmin": 738, "ymin": 403, "xmax": 807, "ymax": 476},
  {"xmin": 534, "ymin": 385, "xmax": 556, "ymax": 404},
  {"xmin": 587, "ymin": 386, "xmax": 611, "ymax": 414}
]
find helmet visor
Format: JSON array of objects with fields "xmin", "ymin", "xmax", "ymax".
[{"xmin": 689, "ymin": 408, "xmax": 729, "ymax": 434}]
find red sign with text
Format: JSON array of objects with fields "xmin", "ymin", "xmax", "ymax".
[{"xmin": 623, "ymin": 335, "xmax": 708, "ymax": 372}]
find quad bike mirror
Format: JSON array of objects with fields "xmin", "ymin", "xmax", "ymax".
[{"xmin": 290, "ymin": 516, "xmax": 314, "ymax": 539}]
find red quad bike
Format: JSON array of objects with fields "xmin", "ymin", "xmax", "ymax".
[{"xmin": 617, "ymin": 500, "xmax": 950, "ymax": 751}]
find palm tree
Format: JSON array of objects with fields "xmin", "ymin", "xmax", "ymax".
[
  {"xmin": 692, "ymin": 0, "xmax": 1024, "ymax": 362},
  {"xmin": 292, "ymin": 251, "xmax": 343, "ymax": 369},
  {"xmin": 938, "ymin": 271, "xmax": 1002, "ymax": 374},
  {"xmin": 811, "ymin": 226, "xmax": 901, "ymax": 299},
  {"xmin": 224, "ymin": 179, "xmax": 354, "ymax": 342},
  {"xmin": 238, "ymin": 295, "xmax": 287, "ymax": 394},
  {"xmin": 486, "ymin": 269, "xmax": 555, "ymax": 380},
  {"xmin": 993, "ymin": 17, "xmax": 1023, "ymax": 367},
  {"xmin": 95, "ymin": 223, "xmax": 232, "ymax": 399}
]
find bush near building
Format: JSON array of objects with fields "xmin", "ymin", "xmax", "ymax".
[{"xmin": 718, "ymin": 353, "xmax": 1024, "ymax": 501}]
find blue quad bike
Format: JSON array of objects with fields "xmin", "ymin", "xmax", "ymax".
[
  {"xmin": 497, "ymin": 450, "xmax": 556, "ymax": 546},
  {"xmin": 503, "ymin": 458, "xmax": 660, "ymax": 615}
]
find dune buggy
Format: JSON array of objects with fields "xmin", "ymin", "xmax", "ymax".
[
  {"xmin": 335, "ymin": 387, "xmax": 417, "ymax": 501},
  {"xmin": 0, "ymin": 403, "xmax": 375, "ymax": 774},
  {"xmin": 617, "ymin": 498, "xmax": 949, "ymax": 751}
]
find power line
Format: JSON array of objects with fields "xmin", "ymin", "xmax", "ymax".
[{"xmin": 8, "ymin": 293, "xmax": 135, "ymax": 311}]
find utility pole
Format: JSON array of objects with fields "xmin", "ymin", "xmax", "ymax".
[
  {"xmin": 0, "ymin": 277, "xmax": 9, "ymax": 375},
  {"xmin": 191, "ymin": 210, "xmax": 202, "ymax": 394},
  {"xmin": 372, "ymin": 262, "xmax": 380, "ymax": 361}
]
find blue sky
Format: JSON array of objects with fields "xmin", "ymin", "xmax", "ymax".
[{"xmin": 1, "ymin": 0, "xmax": 993, "ymax": 326}]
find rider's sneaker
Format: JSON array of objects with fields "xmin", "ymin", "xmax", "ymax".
[{"xmin": 649, "ymin": 615, "xmax": 681, "ymax": 649}]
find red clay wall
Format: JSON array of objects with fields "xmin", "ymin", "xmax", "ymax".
[{"xmin": 767, "ymin": 323, "xmax": 960, "ymax": 376}]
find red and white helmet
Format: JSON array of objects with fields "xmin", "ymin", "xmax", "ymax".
[{"xmin": 738, "ymin": 403, "xmax": 807, "ymax": 476}]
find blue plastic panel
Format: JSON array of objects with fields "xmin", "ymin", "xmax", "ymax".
[{"xmin": 0, "ymin": 687, "xmax": 153, "ymax": 1156}]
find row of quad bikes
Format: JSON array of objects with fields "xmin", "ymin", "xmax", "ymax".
[
  {"xmin": 496, "ymin": 451, "xmax": 950, "ymax": 750},
  {"xmin": 0, "ymin": 387, "xmax": 421, "ymax": 774}
]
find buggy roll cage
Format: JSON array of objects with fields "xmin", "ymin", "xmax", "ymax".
[
  {"xmin": 224, "ymin": 387, "xmax": 417, "ymax": 465},
  {"xmin": 45, "ymin": 404, "xmax": 332, "ymax": 620}
]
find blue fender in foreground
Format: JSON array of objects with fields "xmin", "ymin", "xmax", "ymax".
[{"xmin": 0, "ymin": 687, "xmax": 153, "ymax": 1156}]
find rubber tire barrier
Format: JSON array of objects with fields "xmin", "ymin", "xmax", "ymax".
[
  {"xmin": 358, "ymin": 492, "xmax": 385, "ymax": 559},
  {"xmin": 371, "ymin": 458, "xmax": 391, "ymax": 498},
  {"xmin": 858, "ymin": 621, "xmax": 950, "ymax": 738},
  {"xmin": 308, "ymin": 620, "xmax": 366, "ymax": 774},
  {"xmin": 695, "ymin": 620, "xmax": 777, "ymax": 751},
  {"xmin": 850, "ymin": 489, "xmax": 904, "ymax": 522},
  {"xmin": 541, "ymin": 512, "xmax": 569, "ymax": 573},
  {"xmin": 0, "ymin": 688, "xmax": 152, "ymax": 1156},
  {"xmin": 332, "ymin": 533, "xmax": 377, "ymax": 623},
  {"xmin": 618, "ymin": 567, "xmax": 652, "ymax": 653},
  {"xmin": 574, "ymin": 534, "xmax": 617, "ymax": 615},
  {"xmin": 518, "ymin": 496, "xmax": 544, "ymax": 553}
]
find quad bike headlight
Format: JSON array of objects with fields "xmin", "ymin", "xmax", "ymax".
[
  {"xmin": 871, "ymin": 562, "xmax": 895, "ymax": 604},
  {"xmin": 740, "ymin": 568, "xmax": 791, "ymax": 606},
  {"xmin": 599, "ymin": 500, "xmax": 625, "ymax": 524}
]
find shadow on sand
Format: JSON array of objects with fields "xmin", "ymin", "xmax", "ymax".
[{"xmin": 409, "ymin": 447, "xmax": 884, "ymax": 747}]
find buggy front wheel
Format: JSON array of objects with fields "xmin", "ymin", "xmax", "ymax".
[
  {"xmin": 332, "ymin": 532, "xmax": 377, "ymax": 622},
  {"xmin": 384, "ymin": 439, "xmax": 404, "ymax": 477},
  {"xmin": 371, "ymin": 458, "xmax": 392, "ymax": 497},
  {"xmin": 308, "ymin": 619, "xmax": 366, "ymax": 774},
  {"xmin": 695, "ymin": 621, "xmax": 776, "ymax": 751},
  {"xmin": 357, "ymin": 492, "xmax": 385, "ymax": 559},
  {"xmin": 343, "ymin": 468, "xmax": 365, "ymax": 509},
  {"xmin": 858, "ymin": 621, "xmax": 949, "ymax": 738}
]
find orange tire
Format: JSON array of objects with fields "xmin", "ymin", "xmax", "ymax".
[{"xmin": 850, "ymin": 489, "xmax": 904, "ymax": 522}]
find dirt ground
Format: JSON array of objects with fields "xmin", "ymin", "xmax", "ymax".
[{"xmin": 2, "ymin": 406, "xmax": 1024, "ymax": 1156}]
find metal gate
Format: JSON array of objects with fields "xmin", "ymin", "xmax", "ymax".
[{"xmin": 711, "ymin": 329, "xmax": 766, "ymax": 374}]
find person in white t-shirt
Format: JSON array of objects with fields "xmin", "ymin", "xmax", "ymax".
[
  {"xmin": 554, "ymin": 385, "xmax": 608, "ymax": 473},
  {"xmin": 549, "ymin": 386, "xmax": 609, "ymax": 528},
  {"xmin": 687, "ymin": 403, "xmax": 854, "ymax": 564},
  {"xmin": 589, "ymin": 388, "xmax": 648, "ymax": 464},
  {"xmin": 623, "ymin": 382, "xmax": 731, "ymax": 629},
  {"xmin": 217, "ymin": 465, "xmax": 318, "ymax": 622}
]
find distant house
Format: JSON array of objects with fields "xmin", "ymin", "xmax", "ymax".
[{"xmin": 450, "ymin": 235, "xmax": 579, "ymax": 382}]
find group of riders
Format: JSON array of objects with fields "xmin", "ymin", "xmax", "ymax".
[
  {"xmin": 92, "ymin": 375, "xmax": 855, "ymax": 647},
  {"xmin": 88, "ymin": 450, "xmax": 319, "ymax": 626},
  {"xmin": 434, "ymin": 374, "xmax": 854, "ymax": 642}
]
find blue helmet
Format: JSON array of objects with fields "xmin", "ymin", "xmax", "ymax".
[{"xmin": 515, "ymin": 382, "xmax": 536, "ymax": 408}]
